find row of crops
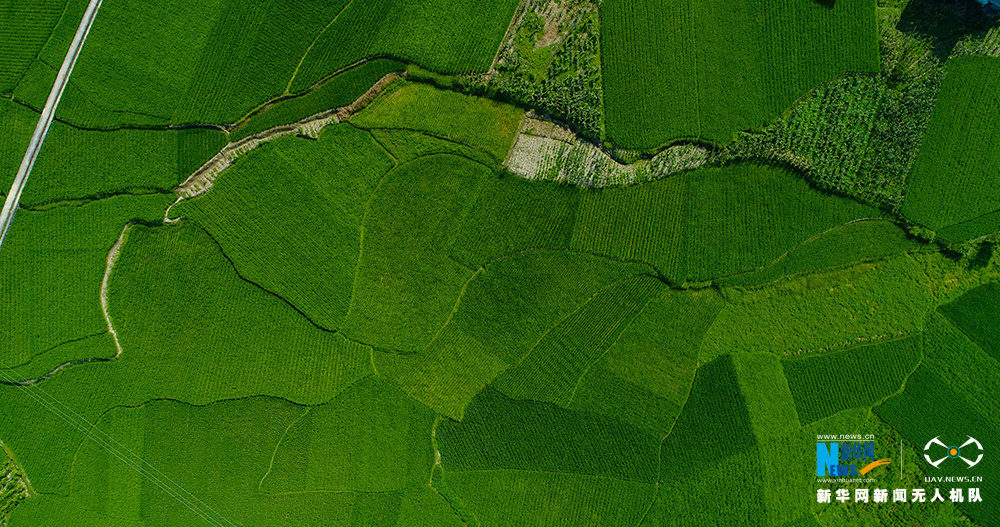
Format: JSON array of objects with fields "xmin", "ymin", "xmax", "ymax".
[
  {"xmin": 2, "ymin": 84, "xmax": 999, "ymax": 527},
  {"xmin": 0, "ymin": 0, "xmax": 67, "ymax": 93},
  {"xmin": 902, "ymin": 55, "xmax": 1000, "ymax": 239},
  {"xmin": 3, "ymin": 0, "xmax": 519, "ymax": 131},
  {"xmin": 2, "ymin": 0, "xmax": 1000, "ymax": 518},
  {"xmin": 600, "ymin": 0, "xmax": 879, "ymax": 150}
]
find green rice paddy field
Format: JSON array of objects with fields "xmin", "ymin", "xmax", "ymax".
[{"xmin": 1, "ymin": 0, "xmax": 999, "ymax": 526}]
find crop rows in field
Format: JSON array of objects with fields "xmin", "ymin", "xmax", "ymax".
[
  {"xmin": 922, "ymin": 311, "xmax": 1000, "ymax": 424},
  {"xmin": 352, "ymin": 82, "xmax": 525, "ymax": 164},
  {"xmin": 645, "ymin": 355, "xmax": 767, "ymax": 526},
  {"xmin": 601, "ymin": 0, "xmax": 879, "ymax": 150},
  {"xmin": 783, "ymin": 336, "xmax": 921, "ymax": 424},
  {"xmin": 446, "ymin": 173, "xmax": 580, "ymax": 268},
  {"xmin": 875, "ymin": 367, "xmax": 1000, "ymax": 526},
  {"xmin": 291, "ymin": 0, "xmax": 520, "ymax": 93},
  {"xmin": 571, "ymin": 162, "xmax": 878, "ymax": 284},
  {"xmin": 718, "ymin": 219, "xmax": 923, "ymax": 288},
  {"xmin": 108, "ymin": 223, "xmax": 375, "ymax": 406},
  {"xmin": 438, "ymin": 387, "xmax": 661, "ymax": 483},
  {"xmin": 938, "ymin": 282, "xmax": 1000, "ymax": 363},
  {"xmin": 0, "ymin": 194, "xmax": 172, "ymax": 370},
  {"xmin": 660, "ymin": 356, "xmax": 757, "ymax": 469},
  {"xmin": 261, "ymin": 377, "xmax": 434, "ymax": 494},
  {"xmin": 902, "ymin": 55, "xmax": 1000, "ymax": 236},
  {"xmin": 493, "ymin": 273, "xmax": 664, "ymax": 408},
  {"xmin": 445, "ymin": 470, "xmax": 654, "ymax": 527},
  {"xmin": 1, "ymin": 390, "xmax": 454, "ymax": 527},
  {"xmin": 341, "ymin": 154, "xmax": 485, "ymax": 351},
  {"xmin": 368, "ymin": 129, "xmax": 496, "ymax": 168},
  {"xmin": 175, "ymin": 126, "xmax": 395, "ymax": 331},
  {"xmin": 0, "ymin": 97, "xmax": 226, "ymax": 206},
  {"xmin": 0, "ymin": 0, "xmax": 67, "ymax": 92},
  {"xmin": 571, "ymin": 173, "xmax": 687, "ymax": 279},
  {"xmin": 230, "ymin": 59, "xmax": 405, "ymax": 142},
  {"xmin": 568, "ymin": 289, "xmax": 726, "ymax": 435},
  {"xmin": 21, "ymin": 0, "xmax": 516, "ymax": 129},
  {"xmin": 171, "ymin": 0, "xmax": 351, "ymax": 125},
  {"xmin": 25, "ymin": 124, "xmax": 226, "ymax": 206},
  {"xmin": 0, "ymin": 101, "xmax": 34, "ymax": 190},
  {"xmin": 375, "ymin": 250, "xmax": 649, "ymax": 419},
  {"xmin": 445, "ymin": 251, "xmax": 648, "ymax": 367}
]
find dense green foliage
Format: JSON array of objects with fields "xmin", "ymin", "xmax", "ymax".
[
  {"xmin": 903, "ymin": 55, "xmax": 1000, "ymax": 237},
  {"xmin": 719, "ymin": 62, "xmax": 941, "ymax": 209},
  {"xmin": 291, "ymin": 0, "xmax": 520, "ymax": 92},
  {"xmin": 0, "ymin": 194, "xmax": 172, "ymax": 370},
  {"xmin": 784, "ymin": 337, "xmax": 921, "ymax": 424},
  {"xmin": 474, "ymin": 6, "xmax": 606, "ymax": 138},
  {"xmin": 600, "ymin": 0, "xmax": 879, "ymax": 149},
  {"xmin": 352, "ymin": 82, "xmax": 524, "ymax": 163},
  {"xmin": 0, "ymin": 0, "xmax": 67, "ymax": 93},
  {"xmin": 231, "ymin": 59, "xmax": 405, "ymax": 142},
  {"xmin": 175, "ymin": 126, "xmax": 395, "ymax": 330},
  {"xmin": 572, "ymin": 162, "xmax": 879, "ymax": 284},
  {"xmin": 0, "ymin": 456, "xmax": 27, "ymax": 525}
]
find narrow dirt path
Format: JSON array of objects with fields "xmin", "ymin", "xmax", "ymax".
[{"xmin": 101, "ymin": 223, "xmax": 128, "ymax": 358}]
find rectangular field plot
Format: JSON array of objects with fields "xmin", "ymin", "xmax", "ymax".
[
  {"xmin": 902, "ymin": 55, "xmax": 1000, "ymax": 237},
  {"xmin": 783, "ymin": 336, "xmax": 921, "ymax": 425},
  {"xmin": 601, "ymin": 0, "xmax": 878, "ymax": 149},
  {"xmin": 571, "ymin": 162, "xmax": 878, "ymax": 284}
]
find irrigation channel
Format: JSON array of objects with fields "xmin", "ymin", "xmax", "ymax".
[{"xmin": 0, "ymin": 0, "xmax": 103, "ymax": 249}]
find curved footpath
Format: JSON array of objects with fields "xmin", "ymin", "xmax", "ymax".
[{"xmin": 0, "ymin": 0, "xmax": 103, "ymax": 249}]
